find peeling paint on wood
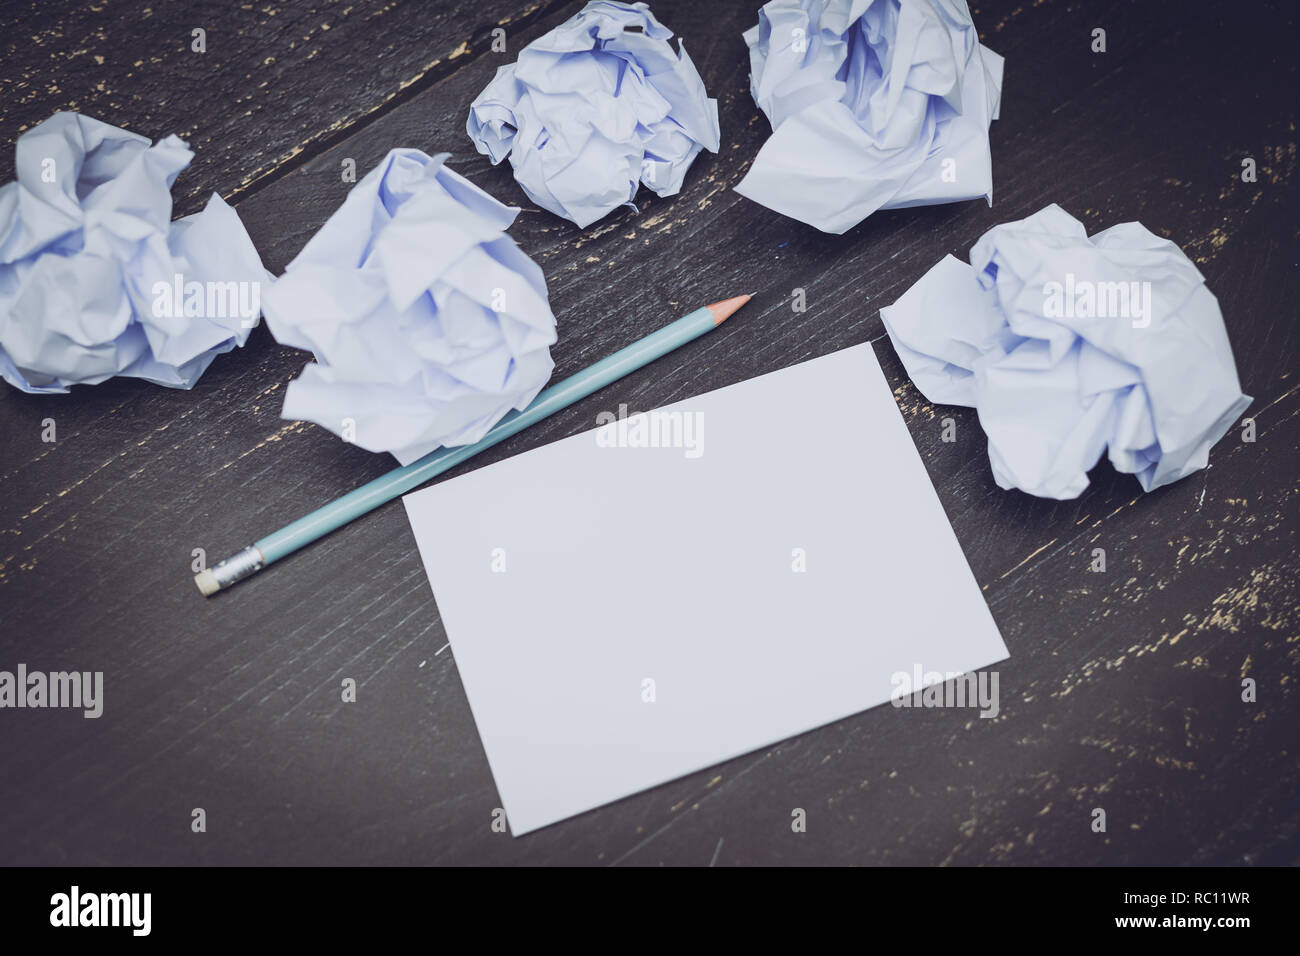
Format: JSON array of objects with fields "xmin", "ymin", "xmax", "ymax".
[{"xmin": 0, "ymin": 0, "xmax": 1296, "ymax": 865}]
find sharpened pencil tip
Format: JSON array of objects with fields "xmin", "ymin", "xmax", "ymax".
[{"xmin": 706, "ymin": 294, "xmax": 752, "ymax": 325}]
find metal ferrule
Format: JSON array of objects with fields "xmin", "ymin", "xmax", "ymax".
[{"xmin": 211, "ymin": 546, "xmax": 266, "ymax": 590}]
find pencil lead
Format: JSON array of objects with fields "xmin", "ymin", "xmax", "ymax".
[{"xmin": 706, "ymin": 294, "xmax": 751, "ymax": 325}]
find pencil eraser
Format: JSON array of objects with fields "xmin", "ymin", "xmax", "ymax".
[{"xmin": 194, "ymin": 569, "xmax": 219, "ymax": 597}]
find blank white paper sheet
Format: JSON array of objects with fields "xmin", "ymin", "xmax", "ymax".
[{"xmin": 403, "ymin": 342, "xmax": 1008, "ymax": 835}]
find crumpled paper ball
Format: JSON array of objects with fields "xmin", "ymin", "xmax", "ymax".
[
  {"xmin": 881, "ymin": 204, "xmax": 1252, "ymax": 499},
  {"xmin": 0, "ymin": 112, "xmax": 269, "ymax": 393},
  {"xmin": 736, "ymin": 0, "xmax": 1003, "ymax": 234},
  {"xmin": 261, "ymin": 149, "xmax": 558, "ymax": 466},
  {"xmin": 467, "ymin": 0, "xmax": 721, "ymax": 228}
]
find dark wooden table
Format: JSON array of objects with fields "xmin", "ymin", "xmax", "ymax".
[{"xmin": 1, "ymin": 0, "xmax": 1296, "ymax": 866}]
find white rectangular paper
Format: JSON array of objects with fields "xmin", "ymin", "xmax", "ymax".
[{"xmin": 404, "ymin": 342, "xmax": 1008, "ymax": 835}]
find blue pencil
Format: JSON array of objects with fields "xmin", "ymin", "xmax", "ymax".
[{"xmin": 195, "ymin": 294, "xmax": 751, "ymax": 595}]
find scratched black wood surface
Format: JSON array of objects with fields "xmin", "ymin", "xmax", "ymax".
[{"xmin": 0, "ymin": 0, "xmax": 1296, "ymax": 866}]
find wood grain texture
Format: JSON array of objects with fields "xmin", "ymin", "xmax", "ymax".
[
  {"xmin": 0, "ymin": 0, "xmax": 1296, "ymax": 865},
  {"xmin": 0, "ymin": 0, "xmax": 571, "ymax": 211}
]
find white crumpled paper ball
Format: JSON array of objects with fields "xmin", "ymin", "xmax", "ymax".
[
  {"xmin": 467, "ymin": 0, "xmax": 721, "ymax": 228},
  {"xmin": 261, "ymin": 149, "xmax": 558, "ymax": 465},
  {"xmin": 881, "ymin": 205, "xmax": 1252, "ymax": 499},
  {"xmin": 736, "ymin": 0, "xmax": 1003, "ymax": 234},
  {"xmin": 0, "ymin": 112, "xmax": 269, "ymax": 393}
]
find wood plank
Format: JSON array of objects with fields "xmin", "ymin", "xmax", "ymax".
[
  {"xmin": 0, "ymin": 0, "xmax": 1295, "ymax": 864},
  {"xmin": 0, "ymin": 0, "xmax": 576, "ymax": 210}
]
